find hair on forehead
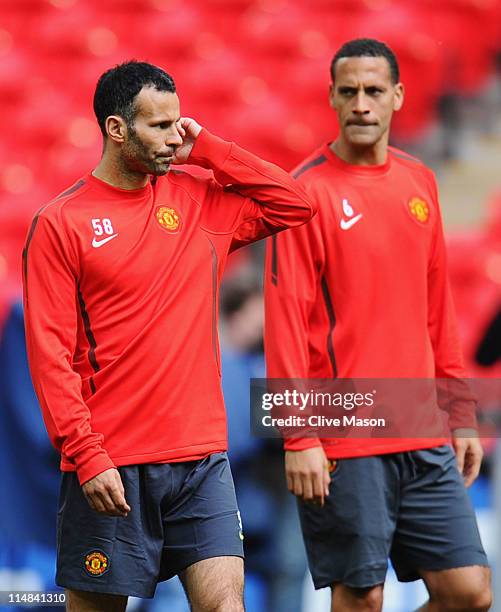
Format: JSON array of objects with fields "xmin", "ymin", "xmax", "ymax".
[
  {"xmin": 330, "ymin": 38, "xmax": 400, "ymax": 84},
  {"xmin": 93, "ymin": 60, "xmax": 176, "ymax": 136},
  {"xmin": 133, "ymin": 86, "xmax": 178, "ymax": 117}
]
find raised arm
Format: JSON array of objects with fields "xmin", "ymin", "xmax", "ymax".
[{"xmin": 173, "ymin": 118, "xmax": 316, "ymax": 248}]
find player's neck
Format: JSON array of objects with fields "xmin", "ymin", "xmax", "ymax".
[
  {"xmin": 93, "ymin": 154, "xmax": 150, "ymax": 190},
  {"xmin": 330, "ymin": 137, "xmax": 388, "ymax": 167}
]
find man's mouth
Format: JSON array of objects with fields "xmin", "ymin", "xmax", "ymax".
[{"xmin": 347, "ymin": 121, "xmax": 377, "ymax": 127}]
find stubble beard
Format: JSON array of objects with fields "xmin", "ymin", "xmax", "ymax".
[{"xmin": 124, "ymin": 126, "xmax": 170, "ymax": 176}]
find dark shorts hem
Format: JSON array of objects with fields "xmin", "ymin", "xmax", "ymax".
[
  {"xmin": 397, "ymin": 554, "xmax": 490, "ymax": 583},
  {"xmin": 160, "ymin": 548, "xmax": 245, "ymax": 582},
  {"xmin": 312, "ymin": 565, "xmax": 387, "ymax": 590},
  {"xmin": 56, "ymin": 578, "xmax": 155, "ymax": 599}
]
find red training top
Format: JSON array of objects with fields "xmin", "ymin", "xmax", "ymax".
[
  {"xmin": 264, "ymin": 143, "xmax": 476, "ymax": 459},
  {"xmin": 23, "ymin": 129, "xmax": 315, "ymax": 484}
]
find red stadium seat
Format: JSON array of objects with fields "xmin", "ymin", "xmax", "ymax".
[
  {"xmin": 238, "ymin": 4, "xmax": 306, "ymax": 58},
  {"xmin": 413, "ymin": 0, "xmax": 498, "ymax": 94},
  {"xmin": 0, "ymin": 49, "xmax": 32, "ymax": 107},
  {"xmin": 0, "ymin": 0, "xmax": 48, "ymax": 9},
  {"xmin": 35, "ymin": 4, "xmax": 127, "ymax": 69},
  {"xmin": 201, "ymin": 0, "xmax": 255, "ymax": 7},
  {"xmin": 88, "ymin": 0, "xmax": 149, "ymax": 8},
  {"xmin": 1, "ymin": 0, "xmax": 500, "ymax": 303},
  {"xmin": 175, "ymin": 52, "xmax": 248, "ymax": 118},
  {"xmin": 10, "ymin": 87, "xmax": 73, "ymax": 148},
  {"xmin": 122, "ymin": 6, "xmax": 203, "ymax": 62}
]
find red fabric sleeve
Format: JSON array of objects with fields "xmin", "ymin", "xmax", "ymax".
[
  {"xmin": 188, "ymin": 129, "xmax": 316, "ymax": 250},
  {"xmin": 427, "ymin": 172, "xmax": 478, "ymax": 430},
  {"xmin": 264, "ymin": 213, "xmax": 325, "ymax": 451},
  {"xmin": 23, "ymin": 212, "xmax": 115, "ymax": 484}
]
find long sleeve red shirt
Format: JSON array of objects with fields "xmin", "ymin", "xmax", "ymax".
[
  {"xmin": 264, "ymin": 144, "xmax": 476, "ymax": 459},
  {"xmin": 23, "ymin": 129, "xmax": 315, "ymax": 484}
]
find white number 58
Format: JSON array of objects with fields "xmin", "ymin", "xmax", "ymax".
[{"xmin": 92, "ymin": 218, "xmax": 114, "ymax": 236}]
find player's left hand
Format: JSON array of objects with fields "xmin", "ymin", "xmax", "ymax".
[
  {"xmin": 171, "ymin": 117, "xmax": 202, "ymax": 164},
  {"xmin": 452, "ymin": 429, "xmax": 483, "ymax": 487}
]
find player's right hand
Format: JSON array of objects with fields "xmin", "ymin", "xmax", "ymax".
[
  {"xmin": 82, "ymin": 468, "xmax": 131, "ymax": 517},
  {"xmin": 171, "ymin": 117, "xmax": 202, "ymax": 164},
  {"xmin": 285, "ymin": 447, "xmax": 331, "ymax": 507}
]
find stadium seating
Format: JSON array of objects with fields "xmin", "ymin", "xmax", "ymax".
[{"xmin": 0, "ymin": 0, "xmax": 500, "ymax": 308}]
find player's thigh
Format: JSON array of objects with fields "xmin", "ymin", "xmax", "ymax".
[
  {"xmin": 179, "ymin": 556, "xmax": 244, "ymax": 612},
  {"xmin": 65, "ymin": 589, "xmax": 127, "ymax": 612},
  {"xmin": 420, "ymin": 565, "xmax": 492, "ymax": 611},
  {"xmin": 391, "ymin": 446, "xmax": 488, "ymax": 582}
]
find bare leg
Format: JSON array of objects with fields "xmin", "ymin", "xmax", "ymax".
[
  {"xmin": 65, "ymin": 589, "xmax": 127, "ymax": 612},
  {"xmin": 416, "ymin": 566, "xmax": 492, "ymax": 612},
  {"xmin": 331, "ymin": 584, "xmax": 384, "ymax": 612},
  {"xmin": 179, "ymin": 556, "xmax": 244, "ymax": 612}
]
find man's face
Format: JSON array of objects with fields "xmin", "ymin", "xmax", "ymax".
[
  {"xmin": 121, "ymin": 87, "xmax": 183, "ymax": 176},
  {"xmin": 329, "ymin": 56, "xmax": 404, "ymax": 148}
]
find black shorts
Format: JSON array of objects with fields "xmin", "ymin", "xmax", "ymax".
[
  {"xmin": 56, "ymin": 452, "xmax": 244, "ymax": 598},
  {"xmin": 298, "ymin": 445, "xmax": 488, "ymax": 589}
]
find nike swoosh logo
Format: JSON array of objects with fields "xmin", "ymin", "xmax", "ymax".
[
  {"xmin": 92, "ymin": 234, "xmax": 118, "ymax": 248},
  {"xmin": 340, "ymin": 215, "xmax": 362, "ymax": 230}
]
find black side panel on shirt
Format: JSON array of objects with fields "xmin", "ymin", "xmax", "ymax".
[
  {"xmin": 22, "ymin": 215, "xmax": 42, "ymax": 302},
  {"xmin": 77, "ymin": 283, "xmax": 100, "ymax": 393},
  {"xmin": 54, "ymin": 179, "xmax": 86, "ymax": 202},
  {"xmin": 389, "ymin": 150, "xmax": 421, "ymax": 164},
  {"xmin": 292, "ymin": 154, "xmax": 327, "ymax": 180},
  {"xmin": 206, "ymin": 237, "xmax": 219, "ymax": 371},
  {"xmin": 271, "ymin": 235, "xmax": 278, "ymax": 286},
  {"xmin": 321, "ymin": 276, "xmax": 337, "ymax": 378}
]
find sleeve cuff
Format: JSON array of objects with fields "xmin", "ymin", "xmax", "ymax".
[
  {"xmin": 187, "ymin": 128, "xmax": 232, "ymax": 171},
  {"xmin": 449, "ymin": 413, "xmax": 479, "ymax": 431},
  {"xmin": 75, "ymin": 448, "xmax": 116, "ymax": 485},
  {"xmin": 284, "ymin": 437, "xmax": 323, "ymax": 451}
]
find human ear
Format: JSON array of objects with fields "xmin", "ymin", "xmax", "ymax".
[
  {"xmin": 393, "ymin": 83, "xmax": 404, "ymax": 112},
  {"xmin": 105, "ymin": 115, "xmax": 127, "ymax": 143},
  {"xmin": 329, "ymin": 83, "xmax": 337, "ymax": 110}
]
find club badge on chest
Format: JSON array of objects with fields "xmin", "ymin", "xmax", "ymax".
[{"xmin": 155, "ymin": 206, "xmax": 182, "ymax": 233}]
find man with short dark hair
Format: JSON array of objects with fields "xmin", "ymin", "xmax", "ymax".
[
  {"xmin": 23, "ymin": 60, "xmax": 315, "ymax": 612},
  {"xmin": 265, "ymin": 39, "xmax": 491, "ymax": 611}
]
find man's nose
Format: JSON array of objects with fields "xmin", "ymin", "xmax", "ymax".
[
  {"xmin": 353, "ymin": 92, "xmax": 369, "ymax": 114},
  {"xmin": 167, "ymin": 126, "xmax": 183, "ymax": 146}
]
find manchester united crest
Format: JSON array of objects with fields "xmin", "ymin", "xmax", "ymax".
[
  {"xmin": 155, "ymin": 206, "xmax": 181, "ymax": 233},
  {"xmin": 408, "ymin": 197, "xmax": 429, "ymax": 223},
  {"xmin": 84, "ymin": 550, "xmax": 109, "ymax": 576}
]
